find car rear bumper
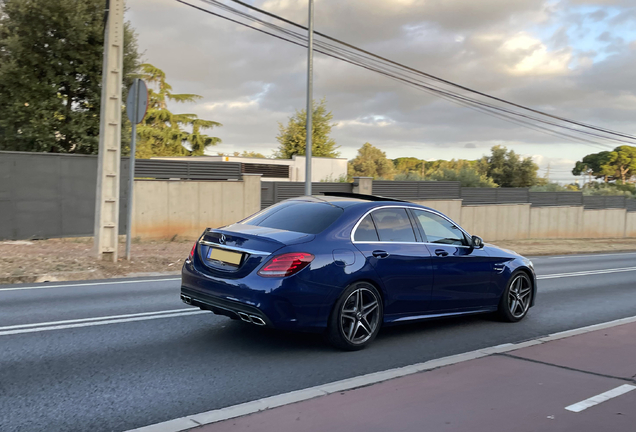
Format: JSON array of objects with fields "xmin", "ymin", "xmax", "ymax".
[
  {"xmin": 181, "ymin": 260, "xmax": 339, "ymax": 332},
  {"xmin": 180, "ymin": 287, "xmax": 273, "ymax": 326}
]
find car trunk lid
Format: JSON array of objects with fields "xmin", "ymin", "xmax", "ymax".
[{"xmin": 195, "ymin": 224, "xmax": 314, "ymax": 278}]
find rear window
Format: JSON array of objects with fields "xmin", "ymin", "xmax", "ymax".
[{"xmin": 242, "ymin": 201, "xmax": 343, "ymax": 234}]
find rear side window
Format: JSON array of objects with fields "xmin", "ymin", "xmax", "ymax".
[
  {"xmin": 370, "ymin": 208, "xmax": 416, "ymax": 242},
  {"xmin": 353, "ymin": 214, "xmax": 379, "ymax": 241},
  {"xmin": 242, "ymin": 201, "xmax": 343, "ymax": 234}
]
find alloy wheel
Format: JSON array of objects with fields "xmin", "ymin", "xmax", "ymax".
[
  {"xmin": 508, "ymin": 274, "xmax": 532, "ymax": 318},
  {"xmin": 340, "ymin": 287, "xmax": 380, "ymax": 345}
]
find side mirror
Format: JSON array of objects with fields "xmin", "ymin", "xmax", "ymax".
[{"xmin": 471, "ymin": 235, "xmax": 484, "ymax": 249}]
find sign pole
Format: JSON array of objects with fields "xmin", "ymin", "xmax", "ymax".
[
  {"xmin": 304, "ymin": 0, "xmax": 314, "ymax": 196},
  {"xmin": 94, "ymin": 0, "xmax": 124, "ymax": 262},
  {"xmin": 125, "ymin": 80, "xmax": 138, "ymax": 260},
  {"xmin": 125, "ymin": 78, "xmax": 148, "ymax": 260}
]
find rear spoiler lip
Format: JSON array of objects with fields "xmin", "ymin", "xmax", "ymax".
[{"xmin": 198, "ymin": 240, "xmax": 271, "ymax": 256}]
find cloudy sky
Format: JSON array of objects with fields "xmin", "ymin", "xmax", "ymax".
[{"xmin": 126, "ymin": 0, "xmax": 636, "ymax": 183}]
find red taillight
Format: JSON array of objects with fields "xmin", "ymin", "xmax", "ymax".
[
  {"xmin": 258, "ymin": 253, "xmax": 315, "ymax": 278},
  {"xmin": 189, "ymin": 243, "xmax": 197, "ymax": 259}
]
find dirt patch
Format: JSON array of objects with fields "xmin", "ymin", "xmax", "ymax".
[
  {"xmin": 492, "ymin": 238, "xmax": 636, "ymax": 257},
  {"xmin": 0, "ymin": 237, "xmax": 192, "ymax": 284},
  {"xmin": 2, "ymin": 237, "xmax": 636, "ymax": 285}
]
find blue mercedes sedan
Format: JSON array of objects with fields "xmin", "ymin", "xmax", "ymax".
[{"xmin": 181, "ymin": 193, "xmax": 536, "ymax": 350}]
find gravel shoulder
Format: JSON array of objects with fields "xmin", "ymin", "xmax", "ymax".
[{"xmin": 2, "ymin": 237, "xmax": 636, "ymax": 284}]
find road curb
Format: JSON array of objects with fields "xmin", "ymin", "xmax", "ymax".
[{"xmin": 126, "ymin": 314, "xmax": 636, "ymax": 432}]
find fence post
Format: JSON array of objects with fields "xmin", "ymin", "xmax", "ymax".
[{"xmin": 353, "ymin": 177, "xmax": 373, "ymax": 195}]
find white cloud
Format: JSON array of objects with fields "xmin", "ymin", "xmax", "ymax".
[{"xmin": 126, "ymin": 0, "xmax": 636, "ymax": 165}]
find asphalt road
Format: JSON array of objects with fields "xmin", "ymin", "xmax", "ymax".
[{"xmin": 1, "ymin": 252, "xmax": 635, "ymax": 432}]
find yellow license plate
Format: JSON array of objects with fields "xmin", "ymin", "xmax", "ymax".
[{"xmin": 208, "ymin": 248, "xmax": 243, "ymax": 265}]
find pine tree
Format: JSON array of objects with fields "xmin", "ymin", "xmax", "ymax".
[
  {"xmin": 275, "ymin": 98, "xmax": 340, "ymax": 158},
  {"xmin": 134, "ymin": 64, "xmax": 221, "ymax": 158}
]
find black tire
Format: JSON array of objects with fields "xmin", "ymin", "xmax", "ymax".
[
  {"xmin": 497, "ymin": 271, "xmax": 533, "ymax": 322},
  {"xmin": 326, "ymin": 282, "xmax": 383, "ymax": 351}
]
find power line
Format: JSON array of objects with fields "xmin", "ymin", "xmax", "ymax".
[
  {"xmin": 176, "ymin": 0, "xmax": 634, "ymax": 150},
  {"xmin": 222, "ymin": 0, "xmax": 636, "ymax": 144}
]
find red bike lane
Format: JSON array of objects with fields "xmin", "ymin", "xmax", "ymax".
[{"xmin": 192, "ymin": 321, "xmax": 636, "ymax": 432}]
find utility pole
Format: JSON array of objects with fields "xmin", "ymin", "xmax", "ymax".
[
  {"xmin": 304, "ymin": 0, "xmax": 314, "ymax": 196},
  {"xmin": 94, "ymin": 0, "xmax": 124, "ymax": 262}
]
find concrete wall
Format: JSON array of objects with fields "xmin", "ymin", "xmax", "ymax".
[
  {"xmin": 289, "ymin": 155, "xmax": 348, "ymax": 182},
  {"xmin": 582, "ymin": 209, "xmax": 627, "ymax": 239},
  {"xmin": 460, "ymin": 204, "xmax": 531, "ymax": 241},
  {"xmin": 626, "ymin": 212, "xmax": 636, "ymax": 238},
  {"xmin": 409, "ymin": 202, "xmax": 635, "ymax": 242},
  {"xmin": 412, "ymin": 200, "xmax": 463, "ymax": 224},
  {"xmin": 529, "ymin": 206, "xmax": 583, "ymax": 239},
  {"xmin": 132, "ymin": 175, "xmax": 261, "ymax": 240}
]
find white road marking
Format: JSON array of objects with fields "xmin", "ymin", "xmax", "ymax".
[
  {"xmin": 544, "ymin": 252, "xmax": 636, "ymax": 260},
  {"xmin": 0, "ymin": 277, "xmax": 180, "ymax": 292},
  {"xmin": 565, "ymin": 384, "xmax": 636, "ymax": 413},
  {"xmin": 0, "ymin": 308, "xmax": 192, "ymax": 331},
  {"xmin": 537, "ymin": 266, "xmax": 636, "ymax": 280},
  {"xmin": 127, "ymin": 314, "xmax": 636, "ymax": 432},
  {"xmin": 0, "ymin": 309, "xmax": 206, "ymax": 337}
]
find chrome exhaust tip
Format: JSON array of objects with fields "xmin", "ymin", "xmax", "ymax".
[
  {"xmin": 249, "ymin": 315, "xmax": 266, "ymax": 326},
  {"xmin": 181, "ymin": 295, "xmax": 192, "ymax": 305},
  {"xmin": 237, "ymin": 312, "xmax": 251, "ymax": 323}
]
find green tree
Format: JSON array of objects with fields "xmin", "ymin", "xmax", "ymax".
[
  {"xmin": 572, "ymin": 151, "xmax": 614, "ymax": 182},
  {"xmin": 572, "ymin": 146, "xmax": 636, "ymax": 183},
  {"xmin": 134, "ymin": 64, "xmax": 221, "ymax": 158},
  {"xmin": 394, "ymin": 157, "xmax": 424, "ymax": 176},
  {"xmin": 481, "ymin": 145, "xmax": 539, "ymax": 187},
  {"xmin": 0, "ymin": 0, "xmax": 139, "ymax": 153},
  {"xmin": 608, "ymin": 146, "xmax": 636, "ymax": 183},
  {"xmin": 427, "ymin": 166, "xmax": 497, "ymax": 187},
  {"xmin": 348, "ymin": 143, "xmax": 395, "ymax": 179},
  {"xmin": 275, "ymin": 98, "xmax": 339, "ymax": 159}
]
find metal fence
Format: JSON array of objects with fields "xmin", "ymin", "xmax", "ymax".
[
  {"xmin": 260, "ymin": 182, "xmax": 353, "ymax": 209},
  {"xmin": 461, "ymin": 188, "xmax": 530, "ymax": 205},
  {"xmin": 373, "ymin": 181, "xmax": 461, "ymax": 200},
  {"xmin": 135, "ymin": 159, "xmax": 242, "ymax": 180},
  {"xmin": 0, "ymin": 151, "xmax": 244, "ymax": 240}
]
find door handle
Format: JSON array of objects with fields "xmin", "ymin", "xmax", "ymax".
[
  {"xmin": 372, "ymin": 250, "xmax": 389, "ymax": 259},
  {"xmin": 435, "ymin": 249, "xmax": 449, "ymax": 257}
]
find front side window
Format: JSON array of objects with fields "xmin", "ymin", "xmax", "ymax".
[
  {"xmin": 413, "ymin": 210, "xmax": 467, "ymax": 246},
  {"xmin": 370, "ymin": 208, "xmax": 416, "ymax": 242}
]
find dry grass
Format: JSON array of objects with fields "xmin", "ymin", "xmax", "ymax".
[
  {"xmin": 492, "ymin": 238, "xmax": 636, "ymax": 256},
  {"xmin": 0, "ymin": 237, "xmax": 192, "ymax": 283}
]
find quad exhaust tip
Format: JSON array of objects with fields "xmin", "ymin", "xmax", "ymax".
[
  {"xmin": 237, "ymin": 312, "xmax": 251, "ymax": 323},
  {"xmin": 237, "ymin": 311, "xmax": 266, "ymax": 326},
  {"xmin": 250, "ymin": 315, "xmax": 266, "ymax": 326},
  {"xmin": 181, "ymin": 294, "xmax": 266, "ymax": 326}
]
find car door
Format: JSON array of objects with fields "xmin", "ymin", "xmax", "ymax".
[
  {"xmin": 410, "ymin": 209, "xmax": 498, "ymax": 312},
  {"xmin": 352, "ymin": 207, "xmax": 434, "ymax": 317}
]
